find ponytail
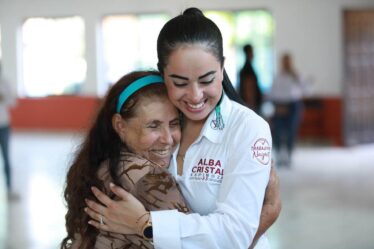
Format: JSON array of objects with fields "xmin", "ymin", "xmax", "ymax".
[{"xmin": 222, "ymin": 69, "xmax": 245, "ymax": 105}]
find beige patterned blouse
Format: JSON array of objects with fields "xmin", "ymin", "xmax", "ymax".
[{"xmin": 93, "ymin": 151, "xmax": 190, "ymax": 249}]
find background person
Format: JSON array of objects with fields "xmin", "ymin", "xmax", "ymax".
[
  {"xmin": 0, "ymin": 62, "xmax": 17, "ymax": 199},
  {"xmin": 268, "ymin": 52, "xmax": 311, "ymax": 167},
  {"xmin": 239, "ymin": 44, "xmax": 263, "ymax": 114},
  {"xmin": 85, "ymin": 7, "xmax": 280, "ymax": 249}
]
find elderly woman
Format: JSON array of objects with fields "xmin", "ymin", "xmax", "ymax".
[{"xmin": 61, "ymin": 71, "xmax": 190, "ymax": 249}]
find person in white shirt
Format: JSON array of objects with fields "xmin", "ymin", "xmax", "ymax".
[
  {"xmin": 268, "ymin": 53, "xmax": 310, "ymax": 167},
  {"xmin": 84, "ymin": 7, "xmax": 281, "ymax": 249},
  {"xmin": 0, "ymin": 63, "xmax": 17, "ymax": 197}
]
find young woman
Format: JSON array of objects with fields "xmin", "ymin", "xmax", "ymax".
[
  {"xmin": 61, "ymin": 71, "xmax": 190, "ymax": 249},
  {"xmin": 85, "ymin": 8, "xmax": 281, "ymax": 249}
]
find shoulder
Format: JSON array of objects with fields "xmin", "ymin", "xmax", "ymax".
[
  {"xmin": 224, "ymin": 101, "xmax": 271, "ymax": 145},
  {"xmin": 229, "ymin": 101, "xmax": 269, "ymax": 128},
  {"xmin": 98, "ymin": 153, "xmax": 160, "ymax": 192},
  {"xmin": 118, "ymin": 152, "xmax": 158, "ymax": 181},
  {"xmin": 224, "ymin": 102, "xmax": 272, "ymax": 168}
]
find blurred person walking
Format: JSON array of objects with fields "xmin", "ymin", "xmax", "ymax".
[
  {"xmin": 0, "ymin": 62, "xmax": 17, "ymax": 198},
  {"xmin": 268, "ymin": 53, "xmax": 310, "ymax": 167},
  {"xmin": 239, "ymin": 44, "xmax": 263, "ymax": 114}
]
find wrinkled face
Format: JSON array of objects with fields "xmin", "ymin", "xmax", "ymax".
[
  {"xmin": 119, "ymin": 96, "xmax": 181, "ymax": 167},
  {"xmin": 163, "ymin": 44, "xmax": 223, "ymax": 123}
]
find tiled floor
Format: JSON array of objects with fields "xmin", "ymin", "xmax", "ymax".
[{"xmin": 1, "ymin": 131, "xmax": 374, "ymax": 249}]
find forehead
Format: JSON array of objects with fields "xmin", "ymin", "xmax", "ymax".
[
  {"xmin": 166, "ymin": 45, "xmax": 221, "ymax": 76},
  {"xmin": 133, "ymin": 95, "xmax": 177, "ymax": 119}
]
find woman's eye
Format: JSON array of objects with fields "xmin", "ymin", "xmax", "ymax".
[
  {"xmin": 147, "ymin": 123, "xmax": 159, "ymax": 129},
  {"xmin": 200, "ymin": 78, "xmax": 215, "ymax": 84},
  {"xmin": 173, "ymin": 81, "xmax": 188, "ymax": 87},
  {"xmin": 170, "ymin": 120, "xmax": 181, "ymax": 127}
]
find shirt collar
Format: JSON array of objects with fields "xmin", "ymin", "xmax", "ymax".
[{"xmin": 197, "ymin": 93, "xmax": 232, "ymax": 144}]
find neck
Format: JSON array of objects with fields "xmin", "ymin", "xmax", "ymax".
[
  {"xmin": 183, "ymin": 118, "xmax": 205, "ymax": 137},
  {"xmin": 178, "ymin": 117, "xmax": 205, "ymax": 154}
]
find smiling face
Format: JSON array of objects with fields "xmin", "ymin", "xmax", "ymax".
[
  {"xmin": 163, "ymin": 44, "xmax": 223, "ymax": 123},
  {"xmin": 113, "ymin": 95, "xmax": 181, "ymax": 167}
]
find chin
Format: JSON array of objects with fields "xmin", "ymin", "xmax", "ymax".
[
  {"xmin": 156, "ymin": 161, "xmax": 168, "ymax": 167},
  {"xmin": 186, "ymin": 113, "xmax": 209, "ymax": 122},
  {"xmin": 153, "ymin": 157, "xmax": 170, "ymax": 167}
]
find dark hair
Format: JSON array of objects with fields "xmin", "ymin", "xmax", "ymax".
[
  {"xmin": 61, "ymin": 71, "xmax": 167, "ymax": 249},
  {"xmin": 281, "ymin": 52, "xmax": 299, "ymax": 81},
  {"xmin": 157, "ymin": 7, "xmax": 243, "ymax": 105},
  {"xmin": 243, "ymin": 44, "xmax": 253, "ymax": 54}
]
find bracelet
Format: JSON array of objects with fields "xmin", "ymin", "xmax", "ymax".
[
  {"xmin": 135, "ymin": 212, "xmax": 150, "ymax": 234},
  {"xmin": 140, "ymin": 217, "xmax": 153, "ymax": 241}
]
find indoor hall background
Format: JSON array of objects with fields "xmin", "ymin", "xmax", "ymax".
[{"xmin": 1, "ymin": 0, "xmax": 374, "ymax": 248}]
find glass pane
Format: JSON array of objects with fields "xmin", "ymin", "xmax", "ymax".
[
  {"xmin": 102, "ymin": 11, "xmax": 273, "ymax": 94},
  {"xmin": 205, "ymin": 10, "xmax": 274, "ymax": 93},
  {"xmin": 22, "ymin": 16, "xmax": 86, "ymax": 97},
  {"xmin": 102, "ymin": 13, "xmax": 169, "ymax": 94}
]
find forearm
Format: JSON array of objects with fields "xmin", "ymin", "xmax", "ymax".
[
  {"xmin": 248, "ymin": 194, "xmax": 281, "ymax": 249},
  {"xmin": 152, "ymin": 207, "xmax": 260, "ymax": 249}
]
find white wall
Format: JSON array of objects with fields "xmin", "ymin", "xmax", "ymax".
[{"xmin": 1, "ymin": 0, "xmax": 373, "ymax": 96}]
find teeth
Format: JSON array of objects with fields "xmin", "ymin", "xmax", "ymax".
[
  {"xmin": 153, "ymin": 149, "xmax": 170, "ymax": 156},
  {"xmin": 188, "ymin": 102, "xmax": 204, "ymax": 109}
]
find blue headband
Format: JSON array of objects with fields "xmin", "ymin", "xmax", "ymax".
[{"xmin": 116, "ymin": 75, "xmax": 164, "ymax": 113}]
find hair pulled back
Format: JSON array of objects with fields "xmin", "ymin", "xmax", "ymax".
[{"xmin": 157, "ymin": 7, "xmax": 243, "ymax": 104}]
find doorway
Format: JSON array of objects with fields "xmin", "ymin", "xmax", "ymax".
[{"xmin": 343, "ymin": 10, "xmax": 374, "ymax": 145}]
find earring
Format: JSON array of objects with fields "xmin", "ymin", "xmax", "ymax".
[
  {"xmin": 210, "ymin": 91, "xmax": 225, "ymax": 130},
  {"xmin": 213, "ymin": 105, "xmax": 224, "ymax": 130}
]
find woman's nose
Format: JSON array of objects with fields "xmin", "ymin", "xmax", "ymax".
[
  {"xmin": 188, "ymin": 84, "xmax": 203, "ymax": 102},
  {"xmin": 160, "ymin": 127, "xmax": 173, "ymax": 145}
]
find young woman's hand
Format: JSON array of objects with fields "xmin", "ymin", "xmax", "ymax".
[{"xmin": 85, "ymin": 183, "xmax": 147, "ymax": 235}]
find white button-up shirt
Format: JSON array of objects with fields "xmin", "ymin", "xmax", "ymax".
[
  {"xmin": 268, "ymin": 73, "xmax": 310, "ymax": 103},
  {"xmin": 151, "ymin": 94, "xmax": 272, "ymax": 249}
]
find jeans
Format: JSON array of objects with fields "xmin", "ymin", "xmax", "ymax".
[
  {"xmin": 271, "ymin": 100, "xmax": 303, "ymax": 157},
  {"xmin": 0, "ymin": 125, "xmax": 11, "ymax": 190}
]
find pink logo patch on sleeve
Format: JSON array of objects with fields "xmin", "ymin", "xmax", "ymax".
[{"xmin": 251, "ymin": 138, "xmax": 271, "ymax": 165}]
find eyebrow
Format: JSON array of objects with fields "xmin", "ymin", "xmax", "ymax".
[
  {"xmin": 198, "ymin": 71, "xmax": 216, "ymax": 79},
  {"xmin": 169, "ymin": 70, "xmax": 216, "ymax": 81}
]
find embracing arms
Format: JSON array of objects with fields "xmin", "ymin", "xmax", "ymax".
[
  {"xmin": 85, "ymin": 166, "xmax": 281, "ymax": 248},
  {"xmin": 85, "ymin": 123, "xmax": 281, "ymax": 248}
]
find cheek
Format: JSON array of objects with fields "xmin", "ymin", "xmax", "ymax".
[
  {"xmin": 165, "ymin": 83, "xmax": 181, "ymax": 102},
  {"xmin": 138, "ymin": 132, "xmax": 158, "ymax": 150},
  {"xmin": 172, "ymin": 130, "xmax": 182, "ymax": 144},
  {"xmin": 211, "ymin": 80, "xmax": 223, "ymax": 97}
]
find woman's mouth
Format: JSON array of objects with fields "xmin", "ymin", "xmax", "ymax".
[
  {"xmin": 185, "ymin": 100, "xmax": 206, "ymax": 112},
  {"xmin": 152, "ymin": 149, "xmax": 171, "ymax": 157}
]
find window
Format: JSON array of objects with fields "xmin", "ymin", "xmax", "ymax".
[
  {"xmin": 22, "ymin": 16, "xmax": 86, "ymax": 97},
  {"xmin": 205, "ymin": 10, "xmax": 274, "ymax": 93},
  {"xmin": 101, "ymin": 11, "xmax": 273, "ymax": 94},
  {"xmin": 101, "ymin": 13, "xmax": 169, "ymax": 95}
]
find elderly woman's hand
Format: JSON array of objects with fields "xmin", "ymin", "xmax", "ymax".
[
  {"xmin": 248, "ymin": 163, "xmax": 281, "ymax": 249},
  {"xmin": 85, "ymin": 183, "xmax": 147, "ymax": 235}
]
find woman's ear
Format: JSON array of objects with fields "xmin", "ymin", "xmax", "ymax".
[{"xmin": 112, "ymin": 113, "xmax": 127, "ymax": 142}]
